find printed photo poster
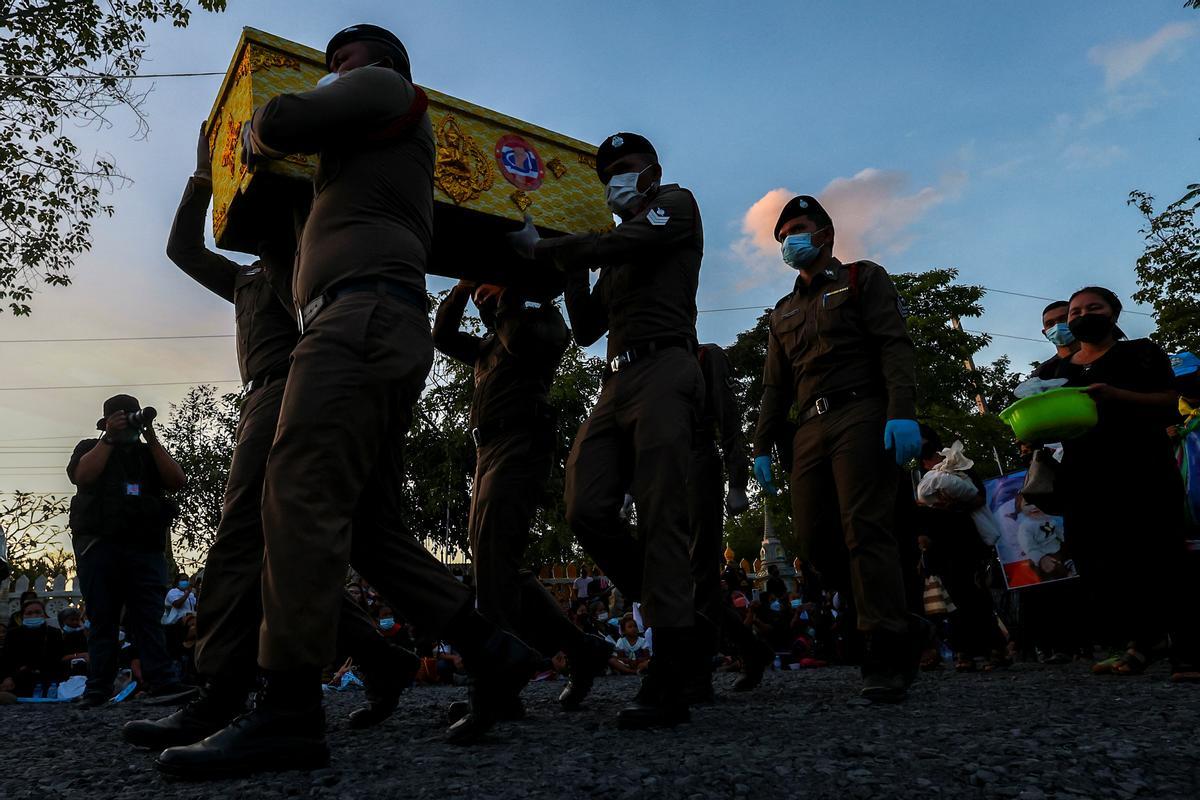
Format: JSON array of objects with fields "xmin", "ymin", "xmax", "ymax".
[{"xmin": 983, "ymin": 471, "xmax": 1079, "ymax": 590}]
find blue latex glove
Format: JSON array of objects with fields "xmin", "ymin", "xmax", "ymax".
[
  {"xmin": 883, "ymin": 419, "xmax": 921, "ymax": 466},
  {"xmin": 753, "ymin": 455, "xmax": 777, "ymax": 495}
]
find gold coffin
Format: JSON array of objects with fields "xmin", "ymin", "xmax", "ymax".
[{"xmin": 204, "ymin": 28, "xmax": 612, "ymax": 291}]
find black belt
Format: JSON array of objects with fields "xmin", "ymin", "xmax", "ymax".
[
  {"xmin": 603, "ymin": 337, "xmax": 695, "ymax": 378},
  {"xmin": 797, "ymin": 387, "xmax": 882, "ymax": 424},
  {"xmin": 244, "ymin": 366, "xmax": 289, "ymax": 394},
  {"xmin": 471, "ymin": 409, "xmax": 555, "ymax": 448},
  {"xmin": 298, "ymin": 279, "xmax": 428, "ymax": 334}
]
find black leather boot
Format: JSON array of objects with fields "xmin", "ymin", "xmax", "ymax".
[
  {"xmin": 155, "ymin": 669, "xmax": 327, "ymax": 780},
  {"xmin": 558, "ymin": 633, "xmax": 618, "ymax": 710},
  {"xmin": 444, "ymin": 626, "xmax": 542, "ymax": 745},
  {"xmin": 723, "ymin": 607, "xmax": 773, "ymax": 693},
  {"xmin": 617, "ymin": 627, "xmax": 691, "ymax": 730},
  {"xmin": 446, "ymin": 694, "xmax": 525, "ymax": 725},
  {"xmin": 861, "ymin": 617, "xmax": 931, "ymax": 704},
  {"xmin": 347, "ymin": 644, "xmax": 419, "ymax": 730},
  {"xmin": 123, "ymin": 680, "xmax": 247, "ymax": 749}
]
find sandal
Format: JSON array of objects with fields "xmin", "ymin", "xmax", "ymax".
[
  {"xmin": 1111, "ymin": 649, "xmax": 1149, "ymax": 676},
  {"xmin": 1091, "ymin": 651, "xmax": 1124, "ymax": 675},
  {"xmin": 954, "ymin": 656, "xmax": 976, "ymax": 673}
]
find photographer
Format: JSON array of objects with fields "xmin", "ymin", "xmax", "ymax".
[{"xmin": 67, "ymin": 394, "xmax": 188, "ymax": 706}]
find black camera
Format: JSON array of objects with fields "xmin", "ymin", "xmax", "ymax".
[{"xmin": 127, "ymin": 406, "xmax": 158, "ymax": 430}]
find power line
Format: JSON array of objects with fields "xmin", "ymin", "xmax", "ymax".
[
  {"xmin": 0, "ymin": 334, "xmax": 234, "ymax": 344},
  {"xmin": 0, "ymin": 380, "xmax": 240, "ymax": 392},
  {"xmin": 979, "ymin": 286, "xmax": 1153, "ymax": 317},
  {"xmin": 0, "ymin": 71, "xmax": 225, "ymax": 81}
]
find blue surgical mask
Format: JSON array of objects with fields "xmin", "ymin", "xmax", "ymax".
[
  {"xmin": 769, "ymin": 600, "xmax": 782, "ymax": 612},
  {"xmin": 790, "ymin": 598, "xmax": 802, "ymax": 609},
  {"xmin": 22, "ymin": 617, "xmax": 46, "ymax": 628},
  {"xmin": 1043, "ymin": 323, "xmax": 1074, "ymax": 347},
  {"xmin": 83, "ymin": 620, "xmax": 91, "ymax": 630},
  {"xmin": 63, "ymin": 624, "xmax": 83, "ymax": 633},
  {"xmin": 178, "ymin": 580, "xmax": 190, "ymax": 590},
  {"xmin": 781, "ymin": 233, "xmax": 823, "ymax": 269},
  {"xmin": 378, "ymin": 617, "xmax": 395, "ymax": 630}
]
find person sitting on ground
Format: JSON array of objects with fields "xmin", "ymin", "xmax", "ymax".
[
  {"xmin": 609, "ymin": 617, "xmax": 650, "ymax": 675},
  {"xmin": 0, "ymin": 599, "xmax": 65, "ymax": 696},
  {"xmin": 58, "ymin": 608, "xmax": 89, "ymax": 676}
]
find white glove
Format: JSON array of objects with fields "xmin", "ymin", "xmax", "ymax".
[
  {"xmin": 725, "ymin": 486, "xmax": 749, "ymax": 516},
  {"xmin": 507, "ymin": 214, "xmax": 541, "ymax": 260}
]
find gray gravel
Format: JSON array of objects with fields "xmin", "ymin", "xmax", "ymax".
[{"xmin": 3, "ymin": 663, "xmax": 1198, "ymax": 799}]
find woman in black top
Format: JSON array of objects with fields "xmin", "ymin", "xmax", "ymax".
[{"xmin": 1052, "ymin": 286, "xmax": 1192, "ymax": 676}]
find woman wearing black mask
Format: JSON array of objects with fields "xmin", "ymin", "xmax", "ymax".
[{"xmin": 1052, "ymin": 286, "xmax": 1196, "ymax": 679}]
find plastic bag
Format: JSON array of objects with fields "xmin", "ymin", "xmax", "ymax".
[
  {"xmin": 1014, "ymin": 377, "xmax": 1068, "ymax": 399},
  {"xmin": 916, "ymin": 442, "xmax": 978, "ymax": 506}
]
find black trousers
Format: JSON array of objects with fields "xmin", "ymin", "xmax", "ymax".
[{"xmin": 75, "ymin": 538, "xmax": 174, "ymax": 696}]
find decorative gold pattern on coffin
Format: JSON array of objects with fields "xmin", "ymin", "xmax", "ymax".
[
  {"xmin": 510, "ymin": 190, "xmax": 533, "ymax": 212},
  {"xmin": 220, "ymin": 115, "xmax": 244, "ymax": 178},
  {"xmin": 546, "ymin": 158, "xmax": 567, "ymax": 179},
  {"xmin": 236, "ymin": 50, "xmax": 302, "ymax": 82},
  {"xmin": 575, "ymin": 153, "xmax": 597, "ymax": 169},
  {"xmin": 434, "ymin": 115, "xmax": 495, "ymax": 205},
  {"xmin": 213, "ymin": 204, "xmax": 229, "ymax": 237}
]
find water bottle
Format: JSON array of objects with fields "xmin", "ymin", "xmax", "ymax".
[
  {"xmin": 32, "ymin": 683, "xmax": 43, "ymax": 699},
  {"xmin": 48, "ymin": 683, "xmax": 58, "ymax": 700},
  {"xmin": 773, "ymin": 654, "xmax": 782, "ymax": 671}
]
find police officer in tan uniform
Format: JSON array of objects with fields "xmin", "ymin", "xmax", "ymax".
[
  {"xmin": 753, "ymin": 195, "xmax": 927, "ymax": 703},
  {"xmin": 433, "ymin": 281, "xmax": 614, "ymax": 713},
  {"xmin": 155, "ymin": 25, "xmax": 539, "ymax": 779},
  {"xmin": 687, "ymin": 343, "xmax": 773, "ymax": 699},
  {"xmin": 123, "ymin": 127, "xmax": 421, "ymax": 755},
  {"xmin": 509, "ymin": 132, "xmax": 703, "ymax": 728}
]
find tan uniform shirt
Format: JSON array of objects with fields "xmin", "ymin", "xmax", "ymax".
[
  {"xmin": 544, "ymin": 184, "xmax": 702, "ymax": 359},
  {"xmin": 697, "ymin": 343, "xmax": 749, "ymax": 490},
  {"xmin": 166, "ymin": 178, "xmax": 297, "ymax": 384},
  {"xmin": 754, "ymin": 259, "xmax": 916, "ymax": 456},
  {"xmin": 249, "ymin": 66, "xmax": 435, "ymax": 308},
  {"xmin": 432, "ymin": 288, "xmax": 569, "ymax": 430}
]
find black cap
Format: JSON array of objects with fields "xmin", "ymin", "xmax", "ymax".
[
  {"xmin": 595, "ymin": 132, "xmax": 657, "ymax": 182},
  {"xmin": 325, "ymin": 24, "xmax": 412, "ymax": 80},
  {"xmin": 98, "ymin": 394, "xmax": 139, "ymax": 430},
  {"xmin": 103, "ymin": 394, "xmax": 140, "ymax": 417},
  {"xmin": 773, "ymin": 195, "xmax": 833, "ymax": 241}
]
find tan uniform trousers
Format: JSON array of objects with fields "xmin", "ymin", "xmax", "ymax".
[
  {"xmin": 688, "ymin": 441, "xmax": 725, "ymax": 620},
  {"xmin": 193, "ymin": 380, "xmax": 396, "ymax": 682},
  {"xmin": 258, "ymin": 292, "xmax": 471, "ymax": 670},
  {"xmin": 468, "ymin": 429, "xmax": 581, "ymax": 653},
  {"xmin": 564, "ymin": 348, "xmax": 702, "ymax": 628},
  {"xmin": 788, "ymin": 396, "xmax": 909, "ymax": 635}
]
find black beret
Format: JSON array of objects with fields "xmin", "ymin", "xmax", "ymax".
[
  {"xmin": 595, "ymin": 132, "xmax": 657, "ymax": 182},
  {"xmin": 773, "ymin": 195, "xmax": 832, "ymax": 241},
  {"xmin": 325, "ymin": 24, "xmax": 412, "ymax": 80}
]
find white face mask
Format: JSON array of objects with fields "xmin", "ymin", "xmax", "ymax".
[
  {"xmin": 316, "ymin": 61, "xmax": 382, "ymax": 89},
  {"xmin": 605, "ymin": 167, "xmax": 657, "ymax": 217}
]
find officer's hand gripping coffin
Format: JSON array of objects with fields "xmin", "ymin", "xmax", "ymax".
[{"xmin": 205, "ymin": 28, "xmax": 613, "ymax": 294}]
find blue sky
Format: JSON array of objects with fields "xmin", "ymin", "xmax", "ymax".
[{"xmin": 2, "ymin": 0, "xmax": 1198, "ymax": 495}]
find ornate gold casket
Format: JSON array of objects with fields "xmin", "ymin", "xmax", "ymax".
[{"xmin": 204, "ymin": 28, "xmax": 612, "ymax": 291}]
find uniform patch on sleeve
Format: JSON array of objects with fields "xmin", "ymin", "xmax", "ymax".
[
  {"xmin": 897, "ymin": 296, "xmax": 910, "ymax": 319},
  {"xmin": 646, "ymin": 207, "xmax": 670, "ymax": 226}
]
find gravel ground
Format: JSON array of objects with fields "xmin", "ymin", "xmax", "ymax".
[{"xmin": 3, "ymin": 663, "xmax": 1198, "ymax": 799}]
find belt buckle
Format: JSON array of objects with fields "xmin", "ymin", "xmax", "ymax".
[
  {"xmin": 815, "ymin": 397, "xmax": 830, "ymax": 415},
  {"xmin": 470, "ymin": 428, "xmax": 481, "ymax": 447}
]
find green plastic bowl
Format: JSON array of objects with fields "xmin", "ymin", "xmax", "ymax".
[{"xmin": 998, "ymin": 386, "xmax": 1099, "ymax": 443}]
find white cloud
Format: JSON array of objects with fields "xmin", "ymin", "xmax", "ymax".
[
  {"xmin": 1060, "ymin": 142, "xmax": 1125, "ymax": 170},
  {"xmin": 730, "ymin": 169, "xmax": 964, "ymax": 289},
  {"xmin": 1087, "ymin": 22, "xmax": 1196, "ymax": 90}
]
